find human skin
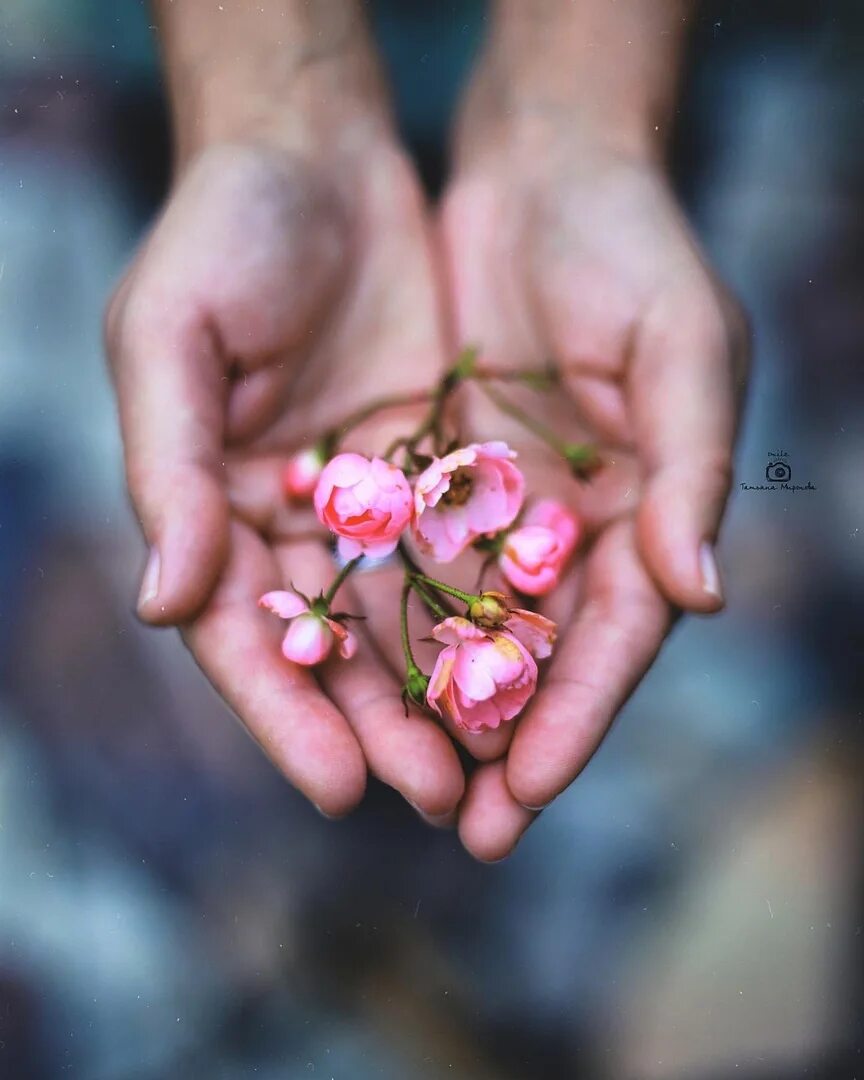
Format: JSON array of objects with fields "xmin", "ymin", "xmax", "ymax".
[
  {"xmin": 441, "ymin": 0, "xmax": 750, "ymax": 860},
  {"xmin": 105, "ymin": 0, "xmax": 471, "ymax": 820},
  {"xmin": 106, "ymin": 0, "xmax": 748, "ymax": 855}
]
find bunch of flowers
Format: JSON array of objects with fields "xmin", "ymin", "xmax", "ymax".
[{"xmin": 262, "ymin": 348, "xmax": 598, "ymax": 734}]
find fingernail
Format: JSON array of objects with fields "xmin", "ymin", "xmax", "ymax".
[
  {"xmin": 137, "ymin": 547, "xmax": 161, "ymax": 610},
  {"xmin": 408, "ymin": 799, "xmax": 454, "ymax": 826},
  {"xmin": 699, "ymin": 541, "xmax": 723, "ymax": 601},
  {"xmin": 313, "ymin": 804, "xmax": 339, "ymax": 821}
]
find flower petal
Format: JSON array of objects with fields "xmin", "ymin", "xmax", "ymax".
[
  {"xmin": 475, "ymin": 440, "xmax": 517, "ymax": 461},
  {"xmin": 281, "ymin": 613, "xmax": 333, "ymax": 666},
  {"xmin": 431, "ymin": 617, "xmax": 486, "ymax": 646},
  {"xmin": 326, "ymin": 453, "xmax": 371, "ymax": 487},
  {"xmin": 258, "ymin": 590, "xmax": 308, "ymax": 620},
  {"xmin": 452, "ymin": 643, "xmax": 500, "ymax": 702},
  {"xmin": 454, "ymin": 692, "xmax": 503, "ymax": 733},
  {"xmin": 427, "ymin": 649, "xmax": 462, "ymax": 725},
  {"xmin": 325, "ymin": 618, "xmax": 359, "ymax": 660},
  {"xmin": 505, "ymin": 609, "xmax": 557, "ymax": 659}
]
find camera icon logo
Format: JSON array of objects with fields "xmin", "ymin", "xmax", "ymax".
[{"xmin": 766, "ymin": 460, "xmax": 791, "ymax": 483}]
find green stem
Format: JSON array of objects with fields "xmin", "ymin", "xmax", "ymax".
[
  {"xmin": 472, "ymin": 366, "xmax": 560, "ymax": 390},
  {"xmin": 323, "ymin": 555, "xmax": 364, "ymax": 605},
  {"xmin": 322, "ymin": 389, "xmax": 434, "ymax": 453},
  {"xmin": 384, "ymin": 387, "xmax": 446, "ymax": 459},
  {"xmin": 477, "ymin": 381, "xmax": 571, "ymax": 454},
  {"xmin": 382, "ymin": 345, "xmax": 479, "ymax": 460},
  {"xmin": 410, "ymin": 573, "xmax": 478, "ymax": 608},
  {"xmin": 476, "ymin": 381, "xmax": 599, "ymax": 475},
  {"xmin": 396, "ymin": 541, "xmax": 457, "ymax": 618},
  {"xmin": 411, "ymin": 579, "xmax": 450, "ymax": 620},
  {"xmin": 400, "ymin": 577, "xmax": 420, "ymax": 674}
]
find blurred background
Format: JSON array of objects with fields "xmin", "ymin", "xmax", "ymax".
[{"xmin": 1, "ymin": 2, "xmax": 862, "ymax": 1077}]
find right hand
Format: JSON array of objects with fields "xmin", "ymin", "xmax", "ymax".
[{"xmin": 105, "ymin": 135, "xmax": 467, "ymax": 821}]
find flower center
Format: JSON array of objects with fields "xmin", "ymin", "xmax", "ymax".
[{"xmin": 442, "ymin": 468, "xmax": 473, "ymax": 507}]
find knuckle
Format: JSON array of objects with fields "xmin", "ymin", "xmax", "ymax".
[
  {"xmin": 651, "ymin": 452, "xmax": 734, "ymax": 502},
  {"xmin": 104, "ymin": 286, "xmax": 152, "ymax": 366},
  {"xmin": 695, "ymin": 451, "xmax": 735, "ymax": 496},
  {"xmin": 124, "ymin": 453, "xmax": 155, "ymax": 509},
  {"xmin": 716, "ymin": 286, "xmax": 753, "ymax": 378},
  {"xmin": 689, "ymin": 294, "xmax": 730, "ymax": 352},
  {"xmin": 103, "ymin": 281, "xmax": 128, "ymax": 361}
]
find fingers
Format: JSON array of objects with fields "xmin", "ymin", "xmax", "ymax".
[
  {"xmin": 533, "ymin": 259, "xmax": 636, "ymax": 445},
  {"xmin": 458, "ymin": 761, "xmax": 537, "ymax": 862},
  {"xmin": 506, "ymin": 519, "xmax": 670, "ymax": 811},
  {"xmin": 183, "ymin": 522, "xmax": 366, "ymax": 817},
  {"xmin": 226, "ymin": 365, "xmax": 294, "ymax": 444},
  {"xmin": 439, "ymin": 180, "xmax": 543, "ymax": 367},
  {"xmin": 226, "ymin": 455, "xmax": 319, "ymax": 539},
  {"xmin": 107, "ymin": 297, "xmax": 229, "ymax": 625},
  {"xmin": 323, "ymin": 650, "xmax": 466, "ymax": 817},
  {"xmin": 274, "ymin": 543, "xmax": 466, "ymax": 816},
  {"xmin": 631, "ymin": 293, "xmax": 746, "ymax": 612}
]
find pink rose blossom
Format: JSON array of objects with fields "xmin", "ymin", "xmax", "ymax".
[
  {"xmin": 499, "ymin": 499, "xmax": 580, "ymax": 596},
  {"xmin": 503, "ymin": 608, "xmax": 558, "ymax": 659},
  {"xmin": 412, "ymin": 441, "xmax": 525, "ymax": 562},
  {"xmin": 426, "ymin": 616, "xmax": 537, "ymax": 733},
  {"xmin": 282, "ymin": 447, "xmax": 325, "ymax": 500},
  {"xmin": 314, "ymin": 453, "xmax": 413, "ymax": 560},
  {"xmin": 259, "ymin": 590, "xmax": 357, "ymax": 667}
]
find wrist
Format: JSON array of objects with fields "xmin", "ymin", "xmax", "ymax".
[
  {"xmin": 169, "ymin": 64, "xmax": 393, "ymax": 172},
  {"xmin": 155, "ymin": 0, "xmax": 394, "ymax": 171},
  {"xmin": 461, "ymin": 0, "xmax": 692, "ymax": 164}
]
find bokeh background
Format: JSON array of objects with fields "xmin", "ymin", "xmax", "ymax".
[{"xmin": 1, "ymin": 2, "xmax": 863, "ymax": 1077}]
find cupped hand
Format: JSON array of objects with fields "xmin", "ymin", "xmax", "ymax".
[
  {"xmin": 439, "ymin": 97, "xmax": 750, "ymax": 860},
  {"xmin": 105, "ymin": 137, "xmax": 466, "ymax": 820}
]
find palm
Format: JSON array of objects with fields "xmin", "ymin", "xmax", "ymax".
[
  {"xmin": 109, "ymin": 142, "xmax": 466, "ymax": 818},
  {"xmin": 439, "ymin": 133, "xmax": 745, "ymax": 858}
]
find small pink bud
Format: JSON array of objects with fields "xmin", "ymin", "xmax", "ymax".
[
  {"xmin": 283, "ymin": 447, "xmax": 326, "ymax": 501},
  {"xmin": 259, "ymin": 589, "xmax": 358, "ymax": 667},
  {"xmin": 468, "ymin": 591, "xmax": 510, "ymax": 628},
  {"xmin": 499, "ymin": 499, "xmax": 580, "ymax": 596},
  {"xmin": 282, "ymin": 612, "xmax": 334, "ymax": 665}
]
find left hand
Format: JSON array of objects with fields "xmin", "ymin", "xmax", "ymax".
[{"xmin": 439, "ymin": 86, "xmax": 750, "ymax": 860}]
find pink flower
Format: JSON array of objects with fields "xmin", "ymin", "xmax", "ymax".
[
  {"xmin": 426, "ymin": 616, "xmax": 537, "ymax": 733},
  {"xmin": 499, "ymin": 499, "xmax": 580, "ymax": 596},
  {"xmin": 259, "ymin": 590, "xmax": 357, "ymax": 667},
  {"xmin": 467, "ymin": 592, "xmax": 557, "ymax": 658},
  {"xmin": 314, "ymin": 453, "xmax": 413, "ymax": 560},
  {"xmin": 503, "ymin": 608, "xmax": 558, "ymax": 659},
  {"xmin": 282, "ymin": 447, "xmax": 325, "ymax": 500},
  {"xmin": 413, "ymin": 441, "xmax": 525, "ymax": 562}
]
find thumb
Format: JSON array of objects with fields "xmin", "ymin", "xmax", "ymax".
[
  {"xmin": 631, "ymin": 297, "xmax": 746, "ymax": 613},
  {"xmin": 107, "ymin": 298, "xmax": 229, "ymax": 624}
]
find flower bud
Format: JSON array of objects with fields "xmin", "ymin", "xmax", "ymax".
[
  {"xmin": 283, "ymin": 445, "xmax": 326, "ymax": 500},
  {"xmin": 563, "ymin": 443, "xmax": 601, "ymax": 480},
  {"xmin": 499, "ymin": 500, "xmax": 580, "ymax": 596},
  {"xmin": 404, "ymin": 666, "xmax": 431, "ymax": 708},
  {"xmin": 469, "ymin": 590, "xmax": 510, "ymax": 628},
  {"xmin": 259, "ymin": 589, "xmax": 357, "ymax": 666}
]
